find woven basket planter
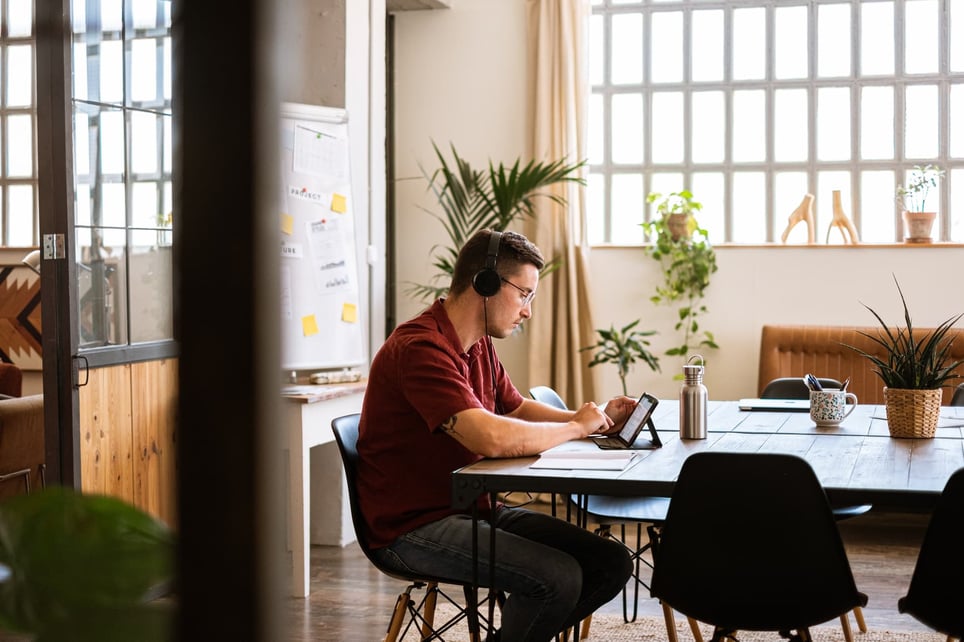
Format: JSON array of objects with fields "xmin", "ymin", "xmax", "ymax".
[{"xmin": 883, "ymin": 387, "xmax": 943, "ymax": 438}]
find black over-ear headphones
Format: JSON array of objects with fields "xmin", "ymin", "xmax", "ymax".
[{"xmin": 472, "ymin": 230, "xmax": 503, "ymax": 297}]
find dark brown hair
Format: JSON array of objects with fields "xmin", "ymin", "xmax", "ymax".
[{"xmin": 449, "ymin": 229, "xmax": 544, "ymax": 296}]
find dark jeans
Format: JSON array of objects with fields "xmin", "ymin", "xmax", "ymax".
[{"xmin": 371, "ymin": 505, "xmax": 633, "ymax": 642}]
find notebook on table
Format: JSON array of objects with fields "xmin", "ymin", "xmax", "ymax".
[{"xmin": 739, "ymin": 398, "xmax": 810, "ymax": 412}]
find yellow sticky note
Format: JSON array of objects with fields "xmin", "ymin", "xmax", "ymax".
[
  {"xmin": 302, "ymin": 314, "xmax": 319, "ymax": 336},
  {"xmin": 280, "ymin": 213, "xmax": 294, "ymax": 235},
  {"xmin": 331, "ymin": 193, "xmax": 347, "ymax": 213},
  {"xmin": 342, "ymin": 302, "xmax": 357, "ymax": 323}
]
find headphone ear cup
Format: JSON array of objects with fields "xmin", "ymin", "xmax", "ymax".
[{"xmin": 472, "ymin": 268, "xmax": 501, "ymax": 297}]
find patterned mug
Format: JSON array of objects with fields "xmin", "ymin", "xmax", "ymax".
[{"xmin": 810, "ymin": 389, "xmax": 858, "ymax": 427}]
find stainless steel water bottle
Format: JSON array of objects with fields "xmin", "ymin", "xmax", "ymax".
[{"xmin": 680, "ymin": 354, "xmax": 708, "ymax": 439}]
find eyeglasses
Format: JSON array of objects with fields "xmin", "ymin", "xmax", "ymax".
[{"xmin": 501, "ymin": 278, "xmax": 536, "ymax": 307}]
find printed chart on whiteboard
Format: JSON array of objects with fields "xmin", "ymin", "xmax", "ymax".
[{"xmin": 278, "ymin": 103, "xmax": 365, "ymax": 371}]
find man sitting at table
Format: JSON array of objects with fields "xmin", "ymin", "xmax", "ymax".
[{"xmin": 356, "ymin": 228, "xmax": 635, "ymax": 641}]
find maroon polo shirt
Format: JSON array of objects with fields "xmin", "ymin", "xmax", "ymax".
[{"xmin": 356, "ymin": 299, "xmax": 523, "ymax": 549}]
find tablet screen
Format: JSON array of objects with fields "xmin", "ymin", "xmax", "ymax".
[{"xmin": 616, "ymin": 393, "xmax": 658, "ymax": 445}]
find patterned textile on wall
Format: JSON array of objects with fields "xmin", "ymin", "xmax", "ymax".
[{"xmin": 0, "ymin": 265, "xmax": 42, "ymax": 370}]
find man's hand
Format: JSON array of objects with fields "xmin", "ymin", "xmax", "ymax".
[
  {"xmin": 570, "ymin": 402, "xmax": 615, "ymax": 437},
  {"xmin": 599, "ymin": 395, "xmax": 638, "ymax": 435}
]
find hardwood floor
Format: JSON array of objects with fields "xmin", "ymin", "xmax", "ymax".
[{"xmin": 285, "ymin": 507, "xmax": 935, "ymax": 641}]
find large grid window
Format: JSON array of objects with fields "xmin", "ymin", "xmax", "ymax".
[
  {"xmin": 588, "ymin": 0, "xmax": 964, "ymax": 245},
  {"xmin": 72, "ymin": 0, "xmax": 173, "ymax": 349},
  {"xmin": 0, "ymin": 0, "xmax": 37, "ymax": 247}
]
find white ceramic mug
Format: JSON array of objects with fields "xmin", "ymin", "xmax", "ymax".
[{"xmin": 810, "ymin": 390, "xmax": 858, "ymax": 427}]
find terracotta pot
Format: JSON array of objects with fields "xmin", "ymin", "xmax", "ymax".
[
  {"xmin": 903, "ymin": 211, "xmax": 936, "ymax": 243},
  {"xmin": 667, "ymin": 213, "xmax": 691, "ymax": 241}
]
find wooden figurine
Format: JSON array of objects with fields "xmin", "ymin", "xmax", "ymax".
[
  {"xmin": 780, "ymin": 193, "xmax": 815, "ymax": 243},
  {"xmin": 827, "ymin": 190, "xmax": 859, "ymax": 244}
]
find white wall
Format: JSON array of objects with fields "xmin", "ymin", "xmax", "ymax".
[{"xmin": 391, "ymin": 0, "xmax": 964, "ymax": 402}]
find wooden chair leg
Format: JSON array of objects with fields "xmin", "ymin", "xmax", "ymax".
[
  {"xmin": 420, "ymin": 582, "xmax": 439, "ymax": 639},
  {"xmin": 838, "ymin": 610, "xmax": 854, "ymax": 642},
  {"xmin": 852, "ymin": 606, "xmax": 867, "ymax": 632},
  {"xmin": 687, "ymin": 617, "xmax": 704, "ymax": 642},
  {"xmin": 579, "ymin": 614, "xmax": 592, "ymax": 640},
  {"xmin": 661, "ymin": 602, "xmax": 680, "ymax": 642},
  {"xmin": 383, "ymin": 589, "xmax": 411, "ymax": 642}
]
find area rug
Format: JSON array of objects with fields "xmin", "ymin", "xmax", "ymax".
[{"xmin": 400, "ymin": 608, "xmax": 945, "ymax": 641}]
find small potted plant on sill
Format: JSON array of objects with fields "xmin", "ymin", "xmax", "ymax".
[
  {"xmin": 844, "ymin": 276, "xmax": 964, "ymax": 438},
  {"xmin": 641, "ymin": 190, "xmax": 719, "ymax": 372},
  {"xmin": 896, "ymin": 164, "xmax": 945, "ymax": 243},
  {"xmin": 581, "ymin": 320, "xmax": 660, "ymax": 396}
]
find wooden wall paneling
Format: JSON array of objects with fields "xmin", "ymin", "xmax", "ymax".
[
  {"xmin": 131, "ymin": 358, "xmax": 178, "ymax": 527},
  {"xmin": 78, "ymin": 363, "xmax": 134, "ymax": 502}
]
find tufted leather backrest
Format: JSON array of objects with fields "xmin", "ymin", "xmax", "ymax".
[{"xmin": 759, "ymin": 325, "xmax": 964, "ymax": 405}]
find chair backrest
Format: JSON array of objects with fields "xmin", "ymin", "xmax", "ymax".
[
  {"xmin": 650, "ymin": 451, "xmax": 865, "ymax": 633},
  {"xmin": 760, "ymin": 376, "xmax": 842, "ymax": 399},
  {"xmin": 951, "ymin": 383, "xmax": 964, "ymax": 407},
  {"xmin": 330, "ymin": 414, "xmax": 381, "ymax": 564},
  {"xmin": 529, "ymin": 386, "xmax": 568, "ymax": 410},
  {"xmin": 0, "ymin": 363, "xmax": 23, "ymax": 399},
  {"xmin": 898, "ymin": 467, "xmax": 964, "ymax": 638}
]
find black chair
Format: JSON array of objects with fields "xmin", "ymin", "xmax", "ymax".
[
  {"xmin": 897, "ymin": 467, "xmax": 964, "ymax": 641},
  {"xmin": 950, "ymin": 383, "xmax": 964, "ymax": 406},
  {"xmin": 529, "ymin": 387, "xmax": 703, "ymax": 642},
  {"xmin": 331, "ymin": 413, "xmax": 500, "ymax": 642},
  {"xmin": 651, "ymin": 451, "xmax": 868, "ymax": 642},
  {"xmin": 759, "ymin": 376, "xmax": 871, "ymax": 638}
]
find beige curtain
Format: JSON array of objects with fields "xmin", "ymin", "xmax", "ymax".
[{"xmin": 524, "ymin": 0, "xmax": 597, "ymax": 407}]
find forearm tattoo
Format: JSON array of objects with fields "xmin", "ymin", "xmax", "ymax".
[{"xmin": 441, "ymin": 415, "xmax": 462, "ymax": 439}]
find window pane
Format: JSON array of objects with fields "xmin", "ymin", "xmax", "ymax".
[
  {"xmin": 129, "ymin": 238, "xmax": 173, "ymax": 343},
  {"xmin": 612, "ymin": 93, "xmax": 643, "ymax": 164},
  {"xmin": 691, "ymin": 172, "xmax": 723, "ymax": 242},
  {"xmin": 732, "ymin": 90, "xmax": 765, "ymax": 162},
  {"xmin": 953, "ymin": 1, "xmax": 964, "ymax": 72},
  {"xmin": 100, "ymin": 183, "xmax": 127, "ymax": 228},
  {"xmin": 817, "ymin": 172, "xmax": 852, "ymax": 244},
  {"xmin": 132, "ymin": 0, "xmax": 158, "ymax": 29},
  {"xmin": 6, "ymin": 114, "xmax": 34, "ymax": 177},
  {"xmin": 775, "ymin": 6, "xmax": 808, "ymax": 80},
  {"xmin": 817, "ymin": 87, "xmax": 850, "ymax": 161},
  {"xmin": 100, "ymin": 39, "xmax": 124, "ymax": 104},
  {"xmin": 587, "ymin": 173, "xmax": 605, "ymax": 244},
  {"xmin": 691, "ymin": 10, "xmax": 723, "ymax": 82},
  {"xmin": 774, "ymin": 172, "xmax": 810, "ymax": 243},
  {"xmin": 905, "ymin": 0, "xmax": 938, "ymax": 75},
  {"xmin": 733, "ymin": 8, "xmax": 765, "ymax": 80},
  {"xmin": 76, "ymin": 226, "xmax": 128, "ymax": 348},
  {"xmin": 861, "ymin": 86, "xmax": 894, "ymax": 159},
  {"xmin": 590, "ymin": 14, "xmax": 603, "ymax": 86},
  {"xmin": 130, "ymin": 111, "xmax": 159, "ymax": 174},
  {"xmin": 651, "ymin": 92, "xmax": 683, "ymax": 163},
  {"xmin": 818, "ymin": 3, "xmax": 850, "ymax": 78},
  {"xmin": 7, "ymin": 0, "xmax": 33, "ymax": 37},
  {"xmin": 73, "ymin": 42, "xmax": 89, "ymax": 100},
  {"xmin": 589, "ymin": 93, "xmax": 603, "ymax": 165},
  {"xmin": 691, "ymin": 91, "xmax": 724, "ymax": 163},
  {"xmin": 951, "ymin": 169, "xmax": 964, "ymax": 241},
  {"xmin": 774, "ymin": 89, "xmax": 808, "ymax": 162},
  {"xmin": 951, "ymin": 84, "xmax": 964, "ymax": 158},
  {"xmin": 732, "ymin": 172, "xmax": 766, "ymax": 242},
  {"xmin": 7, "ymin": 185, "xmax": 34, "ymax": 246},
  {"xmin": 100, "ymin": 109, "xmax": 126, "ymax": 175},
  {"xmin": 651, "ymin": 11, "xmax": 682, "ymax": 83},
  {"xmin": 611, "ymin": 12, "xmax": 642, "ymax": 85},
  {"xmin": 860, "ymin": 170, "xmax": 896, "ymax": 242},
  {"xmin": 905, "ymin": 84, "xmax": 938, "ymax": 159},
  {"xmin": 75, "ymin": 184, "xmax": 91, "ymax": 227},
  {"xmin": 74, "ymin": 110, "xmax": 91, "ymax": 177},
  {"xmin": 611, "ymin": 173, "xmax": 644, "ymax": 244},
  {"xmin": 131, "ymin": 182, "xmax": 159, "ymax": 228},
  {"xmin": 861, "ymin": 2, "xmax": 894, "ymax": 76},
  {"xmin": 162, "ymin": 36, "xmax": 172, "ymax": 101},
  {"xmin": 6, "ymin": 45, "xmax": 33, "ymax": 107},
  {"xmin": 130, "ymin": 38, "xmax": 158, "ymax": 103},
  {"xmin": 102, "ymin": 0, "xmax": 123, "ymax": 32}
]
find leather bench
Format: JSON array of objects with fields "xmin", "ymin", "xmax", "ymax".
[{"xmin": 759, "ymin": 325, "xmax": 964, "ymax": 406}]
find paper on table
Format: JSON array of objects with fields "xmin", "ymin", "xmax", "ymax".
[{"xmin": 529, "ymin": 450, "xmax": 637, "ymax": 470}]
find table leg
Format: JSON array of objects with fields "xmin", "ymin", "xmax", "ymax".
[{"xmin": 288, "ymin": 429, "xmax": 310, "ymax": 597}]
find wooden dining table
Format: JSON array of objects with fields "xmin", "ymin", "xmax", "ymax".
[{"xmin": 452, "ymin": 399, "xmax": 964, "ymax": 512}]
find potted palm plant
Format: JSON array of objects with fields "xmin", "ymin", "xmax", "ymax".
[
  {"xmin": 580, "ymin": 320, "xmax": 660, "ymax": 396},
  {"xmin": 896, "ymin": 164, "xmax": 945, "ymax": 243},
  {"xmin": 844, "ymin": 276, "xmax": 964, "ymax": 438},
  {"xmin": 641, "ymin": 190, "xmax": 719, "ymax": 370},
  {"xmin": 406, "ymin": 142, "xmax": 585, "ymax": 302}
]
